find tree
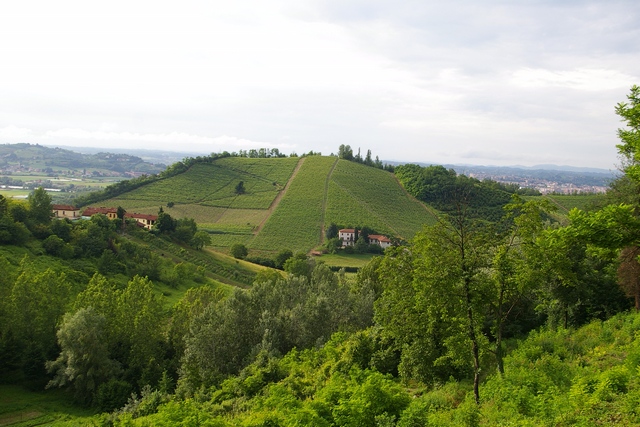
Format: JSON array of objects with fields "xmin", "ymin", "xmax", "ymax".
[
  {"xmin": 283, "ymin": 253, "xmax": 314, "ymax": 279},
  {"xmin": 488, "ymin": 196, "xmax": 554, "ymax": 375},
  {"xmin": 155, "ymin": 211, "xmax": 177, "ymax": 234},
  {"xmin": 354, "ymin": 236, "xmax": 368, "ymax": 254},
  {"xmin": 191, "ymin": 231, "xmax": 211, "ymax": 250},
  {"xmin": 46, "ymin": 307, "xmax": 121, "ymax": 405},
  {"xmin": 235, "ymin": 181, "xmax": 246, "ymax": 195},
  {"xmin": 117, "ymin": 206, "xmax": 126, "ymax": 221},
  {"xmin": 274, "ymin": 249, "xmax": 293, "ymax": 269},
  {"xmin": 615, "ymin": 85, "xmax": 640, "ymax": 182},
  {"xmin": 338, "ymin": 144, "xmax": 353, "ymax": 161},
  {"xmin": 28, "ymin": 187, "xmax": 52, "ymax": 224},
  {"xmin": 230, "ymin": 243, "xmax": 248, "ymax": 259},
  {"xmin": 325, "ymin": 223, "xmax": 339, "ymax": 240},
  {"xmin": 6, "ymin": 264, "xmax": 71, "ymax": 380},
  {"xmin": 376, "ymin": 205, "xmax": 493, "ymax": 403}
]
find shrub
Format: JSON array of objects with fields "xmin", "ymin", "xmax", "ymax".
[{"xmin": 230, "ymin": 243, "xmax": 248, "ymax": 259}]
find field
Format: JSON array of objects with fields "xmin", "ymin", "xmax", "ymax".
[
  {"xmin": 95, "ymin": 156, "xmax": 441, "ymax": 254},
  {"xmin": 316, "ymin": 253, "xmax": 377, "ymax": 268},
  {"xmin": 100, "ymin": 157, "xmax": 300, "ymax": 247},
  {"xmin": 0, "ymin": 189, "xmax": 29, "ymax": 199},
  {"xmin": 543, "ymin": 193, "xmax": 605, "ymax": 213},
  {"xmin": 325, "ymin": 160, "xmax": 437, "ymax": 238},
  {"xmin": 0, "ymin": 385, "xmax": 95, "ymax": 426},
  {"xmin": 249, "ymin": 156, "xmax": 338, "ymax": 253},
  {"xmin": 105, "ymin": 159, "xmax": 298, "ymax": 210}
]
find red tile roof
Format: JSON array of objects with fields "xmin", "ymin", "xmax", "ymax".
[
  {"xmin": 52, "ymin": 204, "xmax": 78, "ymax": 211},
  {"xmin": 125, "ymin": 213, "xmax": 158, "ymax": 221},
  {"xmin": 82, "ymin": 207, "xmax": 117, "ymax": 216}
]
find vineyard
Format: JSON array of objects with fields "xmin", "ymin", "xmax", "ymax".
[
  {"xmin": 98, "ymin": 155, "xmax": 445, "ymax": 254},
  {"xmin": 325, "ymin": 160, "xmax": 437, "ymax": 239},
  {"xmin": 249, "ymin": 156, "xmax": 338, "ymax": 253}
]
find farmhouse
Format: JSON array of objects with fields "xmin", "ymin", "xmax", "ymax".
[
  {"xmin": 79, "ymin": 206, "xmax": 158, "ymax": 230},
  {"xmin": 81, "ymin": 207, "xmax": 118, "ymax": 220},
  {"xmin": 338, "ymin": 228, "xmax": 392, "ymax": 248},
  {"xmin": 125, "ymin": 212, "xmax": 157, "ymax": 230},
  {"xmin": 52, "ymin": 204, "xmax": 80, "ymax": 220},
  {"xmin": 339, "ymin": 228, "xmax": 356, "ymax": 246},
  {"xmin": 368, "ymin": 234, "xmax": 392, "ymax": 249}
]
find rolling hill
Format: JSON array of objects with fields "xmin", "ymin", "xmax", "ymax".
[{"xmin": 97, "ymin": 155, "xmax": 436, "ymax": 254}]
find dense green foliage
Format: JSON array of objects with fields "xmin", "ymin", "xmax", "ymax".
[{"xmin": 395, "ymin": 164, "xmax": 517, "ymax": 222}]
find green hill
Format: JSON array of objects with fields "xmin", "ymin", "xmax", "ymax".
[{"xmin": 99, "ymin": 156, "xmax": 435, "ymax": 254}]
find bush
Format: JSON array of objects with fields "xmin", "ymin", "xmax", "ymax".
[
  {"xmin": 95, "ymin": 379, "xmax": 133, "ymax": 412},
  {"xmin": 230, "ymin": 243, "xmax": 248, "ymax": 259}
]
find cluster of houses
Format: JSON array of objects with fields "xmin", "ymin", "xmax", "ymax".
[
  {"xmin": 338, "ymin": 228, "xmax": 392, "ymax": 248},
  {"xmin": 51, "ymin": 205, "xmax": 158, "ymax": 230}
]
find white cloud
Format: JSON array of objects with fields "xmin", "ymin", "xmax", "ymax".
[
  {"xmin": 0, "ymin": 0, "xmax": 638, "ymax": 169},
  {"xmin": 510, "ymin": 68, "xmax": 637, "ymax": 91},
  {"xmin": 0, "ymin": 125, "xmax": 33, "ymax": 139},
  {"xmin": 39, "ymin": 128, "xmax": 294, "ymax": 152}
]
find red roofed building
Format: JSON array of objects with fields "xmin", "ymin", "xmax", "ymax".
[
  {"xmin": 338, "ymin": 228, "xmax": 356, "ymax": 246},
  {"xmin": 125, "ymin": 212, "xmax": 158, "ymax": 230},
  {"xmin": 82, "ymin": 207, "xmax": 119, "ymax": 220},
  {"xmin": 52, "ymin": 204, "xmax": 80, "ymax": 220},
  {"xmin": 368, "ymin": 234, "xmax": 392, "ymax": 249}
]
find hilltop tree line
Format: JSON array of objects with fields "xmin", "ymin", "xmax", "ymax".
[{"xmin": 337, "ymin": 144, "xmax": 395, "ymax": 172}]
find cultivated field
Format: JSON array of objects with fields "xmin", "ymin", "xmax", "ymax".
[
  {"xmin": 325, "ymin": 160, "xmax": 437, "ymax": 239},
  {"xmin": 249, "ymin": 156, "xmax": 338, "ymax": 253},
  {"xmin": 97, "ymin": 156, "xmax": 440, "ymax": 254}
]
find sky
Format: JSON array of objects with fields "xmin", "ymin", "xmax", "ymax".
[{"xmin": 0, "ymin": 0, "xmax": 638, "ymax": 170}]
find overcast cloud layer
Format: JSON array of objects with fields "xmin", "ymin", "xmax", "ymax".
[{"xmin": 1, "ymin": 0, "xmax": 638, "ymax": 169}]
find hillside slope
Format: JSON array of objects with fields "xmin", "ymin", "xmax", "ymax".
[{"xmin": 99, "ymin": 156, "xmax": 437, "ymax": 254}]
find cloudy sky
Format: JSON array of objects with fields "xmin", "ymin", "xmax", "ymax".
[{"xmin": 1, "ymin": 0, "xmax": 638, "ymax": 169}]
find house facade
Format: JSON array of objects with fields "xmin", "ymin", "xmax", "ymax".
[
  {"xmin": 52, "ymin": 204, "xmax": 80, "ymax": 220},
  {"xmin": 368, "ymin": 234, "xmax": 392, "ymax": 249},
  {"xmin": 82, "ymin": 207, "xmax": 118, "ymax": 220},
  {"xmin": 338, "ymin": 228, "xmax": 356, "ymax": 246},
  {"xmin": 125, "ymin": 212, "xmax": 157, "ymax": 230}
]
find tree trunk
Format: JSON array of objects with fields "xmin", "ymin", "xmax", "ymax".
[
  {"xmin": 495, "ymin": 286, "xmax": 505, "ymax": 377},
  {"xmin": 464, "ymin": 276, "xmax": 481, "ymax": 404}
]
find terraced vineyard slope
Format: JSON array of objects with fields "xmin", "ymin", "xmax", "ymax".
[
  {"xmin": 100, "ymin": 156, "xmax": 438, "ymax": 254},
  {"xmin": 326, "ymin": 160, "xmax": 437, "ymax": 239},
  {"xmin": 100, "ymin": 157, "xmax": 299, "ymax": 246},
  {"xmin": 250, "ymin": 156, "xmax": 338, "ymax": 253}
]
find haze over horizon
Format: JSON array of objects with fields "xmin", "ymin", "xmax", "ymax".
[{"xmin": 1, "ymin": 0, "xmax": 638, "ymax": 170}]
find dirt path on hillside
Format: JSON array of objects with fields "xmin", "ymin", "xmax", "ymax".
[
  {"xmin": 318, "ymin": 157, "xmax": 340, "ymax": 246},
  {"xmin": 253, "ymin": 157, "xmax": 306, "ymax": 235}
]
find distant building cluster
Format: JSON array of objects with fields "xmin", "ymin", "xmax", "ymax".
[{"xmin": 52, "ymin": 205, "xmax": 158, "ymax": 230}]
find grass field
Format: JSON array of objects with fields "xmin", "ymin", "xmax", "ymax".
[
  {"xmin": 0, "ymin": 384, "xmax": 96, "ymax": 426},
  {"xmin": 0, "ymin": 189, "xmax": 29, "ymax": 199},
  {"xmin": 316, "ymin": 253, "xmax": 377, "ymax": 268}
]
